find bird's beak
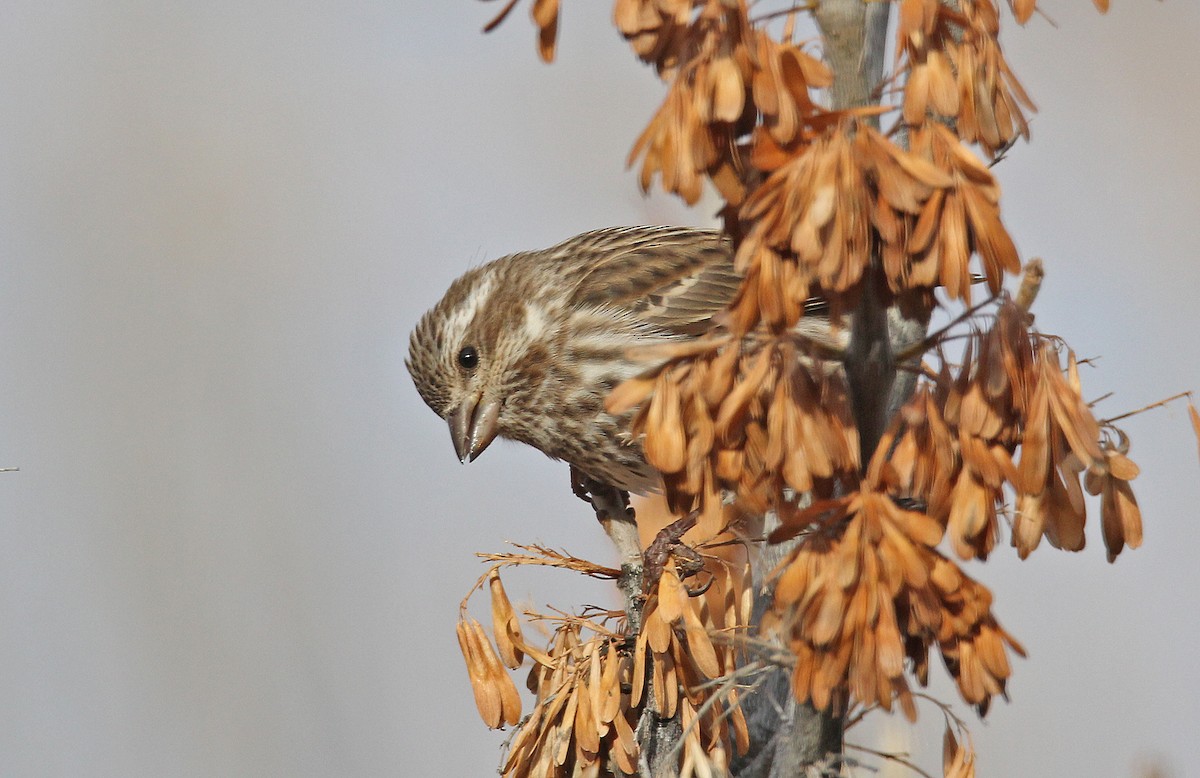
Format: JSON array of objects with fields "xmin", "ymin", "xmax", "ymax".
[{"xmin": 447, "ymin": 394, "xmax": 501, "ymax": 463}]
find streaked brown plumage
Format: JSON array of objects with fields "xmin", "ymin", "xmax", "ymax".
[{"xmin": 406, "ymin": 226, "xmax": 828, "ymax": 494}]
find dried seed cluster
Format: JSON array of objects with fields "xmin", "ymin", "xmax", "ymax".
[
  {"xmin": 766, "ymin": 488, "xmax": 1025, "ymax": 717},
  {"xmin": 885, "ymin": 299, "xmax": 1143, "ymax": 564},
  {"xmin": 898, "ymin": 0, "xmax": 1033, "ymax": 157},
  {"xmin": 942, "ymin": 723, "xmax": 978, "ymax": 778},
  {"xmin": 505, "ymin": 623, "xmax": 640, "ymax": 777},
  {"xmin": 759, "ymin": 298, "xmax": 1144, "ymax": 717},
  {"xmin": 631, "ymin": 559, "xmax": 751, "ymax": 767},
  {"xmin": 458, "ymin": 557, "xmax": 753, "ymax": 777},
  {"xmin": 609, "ymin": 339, "xmax": 858, "ymax": 514},
  {"xmin": 742, "ymin": 120, "xmax": 1019, "ymax": 322}
]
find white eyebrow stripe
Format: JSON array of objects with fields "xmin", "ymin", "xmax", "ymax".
[{"xmin": 445, "ymin": 273, "xmax": 495, "ymax": 339}]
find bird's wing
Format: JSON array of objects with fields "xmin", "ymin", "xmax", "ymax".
[
  {"xmin": 561, "ymin": 226, "xmax": 742, "ymax": 337},
  {"xmin": 560, "ymin": 226, "xmax": 831, "ymax": 336}
]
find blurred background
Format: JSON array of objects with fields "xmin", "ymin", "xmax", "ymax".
[{"xmin": 0, "ymin": 2, "xmax": 1197, "ymax": 776}]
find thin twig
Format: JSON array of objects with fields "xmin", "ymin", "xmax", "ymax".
[
  {"xmin": 523, "ymin": 607, "xmax": 626, "ymax": 639},
  {"xmin": 843, "ymin": 703, "xmax": 877, "ymax": 730},
  {"xmin": 1101, "ymin": 391, "xmax": 1195, "ymax": 426},
  {"xmin": 844, "ymin": 742, "xmax": 935, "ymax": 778},
  {"xmin": 477, "ymin": 544, "xmax": 620, "ymax": 578},
  {"xmin": 750, "ymin": 2, "xmax": 818, "ymax": 25},
  {"xmin": 895, "ymin": 293, "xmax": 1000, "ymax": 361}
]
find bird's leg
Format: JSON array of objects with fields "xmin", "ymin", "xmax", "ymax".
[
  {"xmin": 569, "ymin": 464, "xmax": 592, "ymax": 503},
  {"xmin": 569, "ymin": 465, "xmax": 644, "ymax": 635}
]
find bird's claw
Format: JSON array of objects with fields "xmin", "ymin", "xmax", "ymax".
[{"xmin": 642, "ymin": 510, "xmax": 709, "ymax": 594}]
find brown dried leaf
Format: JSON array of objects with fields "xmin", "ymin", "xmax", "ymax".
[
  {"xmin": 554, "ymin": 687, "xmax": 577, "ymax": 765},
  {"xmin": 1017, "ymin": 379, "xmax": 1050, "ymax": 493},
  {"xmin": 1101, "ymin": 477, "xmax": 1143, "ymax": 562},
  {"xmin": 573, "ymin": 672, "xmax": 600, "ymax": 755},
  {"xmin": 631, "ymin": 620, "xmax": 648, "ymax": 707},
  {"xmin": 1012, "ymin": 491, "xmax": 1046, "ymax": 559},
  {"xmin": 703, "ymin": 340, "xmax": 741, "ymax": 409},
  {"xmin": 940, "ymin": 190, "xmax": 970, "ymax": 300},
  {"xmin": 789, "ymin": 46, "xmax": 833, "ymax": 88},
  {"xmin": 488, "ymin": 569, "xmax": 526, "ymax": 669},
  {"xmin": 532, "ymin": 0, "xmax": 558, "ymax": 62},
  {"xmin": 1046, "ymin": 351, "xmax": 1104, "ymax": 468},
  {"xmin": 644, "ymin": 373, "xmax": 687, "ymax": 473},
  {"xmin": 928, "ymin": 50, "xmax": 960, "ymax": 116},
  {"xmin": 947, "ymin": 472, "xmax": 992, "ymax": 560},
  {"xmin": 960, "ymin": 382, "xmax": 1003, "ymax": 440},
  {"xmin": 1043, "ymin": 461, "xmax": 1086, "ymax": 552},
  {"xmin": 729, "ymin": 688, "xmax": 751, "ymax": 754},
  {"xmin": 879, "ymin": 132, "xmax": 954, "ymax": 188},
  {"xmin": 908, "ymin": 187, "xmax": 944, "ymax": 254},
  {"xmin": 875, "ymin": 595, "xmax": 905, "ymax": 678},
  {"xmin": 1012, "ymin": 0, "xmax": 1036, "ymax": 24},
  {"xmin": 656, "ymin": 560, "xmax": 686, "ymax": 624},
  {"xmin": 598, "ymin": 643, "xmax": 622, "ymax": 724},
  {"xmin": 715, "ymin": 347, "xmax": 772, "ymax": 442},
  {"xmin": 682, "ymin": 603, "xmax": 722, "ymax": 679},
  {"xmin": 709, "ymin": 56, "xmax": 745, "ymax": 123},
  {"xmin": 586, "ymin": 641, "xmax": 603, "ymax": 729},
  {"xmin": 654, "ymin": 644, "xmax": 678, "ymax": 717},
  {"xmin": 1190, "ymin": 401, "xmax": 1200, "ymax": 467},
  {"xmin": 613, "ymin": 708, "xmax": 639, "ymax": 773},
  {"xmin": 530, "ymin": 0, "xmax": 556, "ymax": 26},
  {"xmin": 456, "ymin": 618, "xmax": 501, "ymax": 728},
  {"xmin": 961, "ymin": 180, "xmax": 1020, "ymax": 290},
  {"xmin": 606, "ymin": 374, "xmax": 658, "ymax": 415},
  {"xmin": 903, "ymin": 61, "xmax": 930, "ymax": 125},
  {"xmin": 885, "ymin": 497, "xmax": 945, "ymax": 549},
  {"xmin": 810, "ymin": 582, "xmax": 847, "ymax": 648},
  {"xmin": 1104, "ymin": 449, "xmax": 1140, "ymax": 482},
  {"xmin": 896, "ymin": 0, "xmax": 926, "ymax": 49},
  {"xmin": 646, "ymin": 603, "xmax": 675, "ymax": 656},
  {"xmin": 612, "ymin": 0, "xmax": 642, "ymax": 35},
  {"xmin": 943, "ymin": 723, "xmax": 959, "ymax": 775},
  {"xmin": 774, "ymin": 550, "xmax": 812, "ymax": 606},
  {"xmin": 457, "ymin": 618, "xmax": 520, "ymax": 728}
]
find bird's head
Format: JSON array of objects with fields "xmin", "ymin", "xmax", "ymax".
[{"xmin": 407, "ymin": 262, "xmax": 544, "ymax": 464}]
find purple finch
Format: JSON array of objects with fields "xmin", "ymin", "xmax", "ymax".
[{"xmin": 406, "ymin": 226, "xmax": 830, "ymax": 495}]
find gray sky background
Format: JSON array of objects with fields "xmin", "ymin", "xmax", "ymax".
[{"xmin": 1, "ymin": 3, "xmax": 1198, "ymax": 776}]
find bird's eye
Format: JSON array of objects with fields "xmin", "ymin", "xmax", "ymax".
[{"xmin": 456, "ymin": 345, "xmax": 479, "ymax": 370}]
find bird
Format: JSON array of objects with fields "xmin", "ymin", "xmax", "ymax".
[{"xmin": 406, "ymin": 225, "xmax": 833, "ymax": 496}]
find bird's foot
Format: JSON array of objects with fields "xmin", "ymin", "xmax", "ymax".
[{"xmin": 642, "ymin": 510, "xmax": 712, "ymax": 595}]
